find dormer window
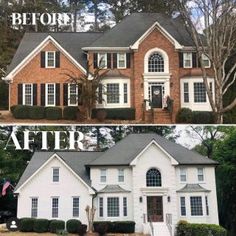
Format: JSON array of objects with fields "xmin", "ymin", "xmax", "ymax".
[
  {"xmin": 183, "ymin": 53, "xmax": 192, "ymax": 68},
  {"xmin": 117, "ymin": 53, "xmax": 126, "ymax": 69},
  {"xmin": 46, "ymin": 51, "xmax": 56, "ymax": 68},
  {"xmin": 98, "ymin": 53, "xmax": 107, "ymax": 69}
]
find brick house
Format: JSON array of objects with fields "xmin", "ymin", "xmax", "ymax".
[{"xmin": 2, "ymin": 13, "xmax": 214, "ymax": 123}]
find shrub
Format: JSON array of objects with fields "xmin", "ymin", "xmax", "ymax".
[
  {"xmin": 10, "ymin": 105, "xmax": 17, "ymax": 113},
  {"xmin": 92, "ymin": 108, "xmax": 135, "ymax": 120},
  {"xmin": 176, "ymin": 221, "xmax": 227, "ymax": 236},
  {"xmin": 19, "ymin": 218, "xmax": 35, "ymax": 232},
  {"xmin": 78, "ymin": 224, "xmax": 87, "ymax": 236},
  {"xmin": 45, "ymin": 107, "xmax": 62, "ymax": 120},
  {"xmin": 176, "ymin": 108, "xmax": 193, "ymax": 123},
  {"xmin": 28, "ymin": 106, "xmax": 45, "ymax": 119},
  {"xmin": 93, "ymin": 222, "xmax": 109, "ymax": 236},
  {"xmin": 49, "ymin": 220, "xmax": 65, "ymax": 233},
  {"xmin": 192, "ymin": 111, "xmax": 215, "ymax": 124},
  {"xmin": 33, "ymin": 218, "xmax": 49, "ymax": 233},
  {"xmin": 112, "ymin": 221, "xmax": 135, "ymax": 233},
  {"xmin": 63, "ymin": 107, "xmax": 79, "ymax": 120},
  {"xmin": 12, "ymin": 105, "xmax": 30, "ymax": 119},
  {"xmin": 96, "ymin": 109, "xmax": 107, "ymax": 122},
  {"xmin": 66, "ymin": 219, "xmax": 81, "ymax": 233}
]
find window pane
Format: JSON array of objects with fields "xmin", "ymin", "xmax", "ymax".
[
  {"xmin": 47, "ymin": 52, "xmax": 55, "ymax": 67},
  {"xmin": 123, "ymin": 197, "xmax": 127, "ymax": 217},
  {"xmin": 194, "ymin": 83, "xmax": 206, "ymax": 103},
  {"xmin": 205, "ymin": 196, "xmax": 209, "ymax": 216},
  {"xmin": 180, "ymin": 168, "xmax": 187, "ymax": 182},
  {"xmin": 148, "ymin": 53, "xmax": 164, "ymax": 72},
  {"xmin": 198, "ymin": 168, "xmax": 204, "ymax": 181},
  {"xmin": 98, "ymin": 84, "xmax": 103, "ymax": 104},
  {"xmin": 52, "ymin": 198, "xmax": 59, "ymax": 218},
  {"xmin": 190, "ymin": 197, "xmax": 203, "ymax": 216},
  {"xmin": 118, "ymin": 169, "xmax": 124, "ymax": 182},
  {"xmin": 24, "ymin": 84, "xmax": 32, "ymax": 106},
  {"xmin": 47, "ymin": 84, "xmax": 55, "ymax": 105},
  {"xmin": 184, "ymin": 53, "xmax": 192, "ymax": 68},
  {"xmin": 183, "ymin": 83, "xmax": 189, "ymax": 103},
  {"xmin": 69, "ymin": 84, "xmax": 78, "ymax": 105},
  {"xmin": 73, "ymin": 197, "xmax": 79, "ymax": 217},
  {"xmin": 31, "ymin": 198, "xmax": 38, "ymax": 218},
  {"xmin": 180, "ymin": 197, "xmax": 186, "ymax": 216},
  {"xmin": 146, "ymin": 168, "xmax": 162, "ymax": 187},
  {"xmin": 53, "ymin": 168, "xmax": 59, "ymax": 182},
  {"xmin": 99, "ymin": 197, "xmax": 103, "ymax": 217},
  {"xmin": 107, "ymin": 197, "xmax": 119, "ymax": 217},
  {"xmin": 99, "ymin": 53, "xmax": 106, "ymax": 68},
  {"xmin": 107, "ymin": 84, "xmax": 120, "ymax": 104},
  {"xmin": 100, "ymin": 169, "xmax": 106, "ymax": 182},
  {"xmin": 118, "ymin": 53, "xmax": 126, "ymax": 68},
  {"xmin": 123, "ymin": 83, "xmax": 128, "ymax": 104}
]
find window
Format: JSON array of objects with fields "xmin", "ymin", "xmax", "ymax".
[
  {"xmin": 123, "ymin": 83, "xmax": 128, "ymax": 104},
  {"xmin": 202, "ymin": 54, "xmax": 211, "ymax": 68},
  {"xmin": 68, "ymin": 84, "xmax": 78, "ymax": 106},
  {"xmin": 148, "ymin": 53, "xmax": 164, "ymax": 72},
  {"xmin": 73, "ymin": 197, "xmax": 79, "ymax": 217},
  {"xmin": 180, "ymin": 197, "xmax": 186, "ymax": 216},
  {"xmin": 46, "ymin": 51, "xmax": 56, "ymax": 68},
  {"xmin": 117, "ymin": 53, "xmax": 126, "ymax": 68},
  {"xmin": 100, "ymin": 169, "xmax": 106, "ymax": 183},
  {"xmin": 190, "ymin": 196, "xmax": 203, "ymax": 216},
  {"xmin": 194, "ymin": 82, "xmax": 206, "ymax": 103},
  {"xmin": 98, "ymin": 84, "xmax": 103, "ymax": 104},
  {"xmin": 183, "ymin": 83, "xmax": 189, "ymax": 103},
  {"xmin": 107, "ymin": 83, "xmax": 120, "ymax": 104},
  {"xmin": 98, "ymin": 53, "xmax": 107, "ymax": 69},
  {"xmin": 123, "ymin": 197, "xmax": 127, "ymax": 217},
  {"xmin": 183, "ymin": 53, "xmax": 192, "ymax": 68},
  {"xmin": 52, "ymin": 197, "xmax": 59, "ymax": 218},
  {"xmin": 118, "ymin": 169, "xmax": 124, "ymax": 182},
  {"xmin": 23, "ymin": 84, "xmax": 33, "ymax": 106},
  {"xmin": 146, "ymin": 168, "xmax": 162, "ymax": 187},
  {"xmin": 180, "ymin": 168, "xmax": 187, "ymax": 182},
  {"xmin": 99, "ymin": 197, "xmax": 104, "ymax": 217},
  {"xmin": 46, "ymin": 83, "xmax": 55, "ymax": 106},
  {"xmin": 205, "ymin": 196, "xmax": 209, "ymax": 216},
  {"xmin": 107, "ymin": 197, "xmax": 119, "ymax": 217},
  {"xmin": 53, "ymin": 168, "xmax": 59, "ymax": 182},
  {"xmin": 31, "ymin": 198, "xmax": 38, "ymax": 218},
  {"xmin": 197, "ymin": 168, "xmax": 204, "ymax": 181}
]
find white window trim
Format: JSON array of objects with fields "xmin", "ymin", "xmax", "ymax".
[
  {"xmin": 98, "ymin": 53, "xmax": 107, "ymax": 69},
  {"xmin": 180, "ymin": 196, "xmax": 186, "ymax": 217},
  {"xmin": 190, "ymin": 196, "xmax": 204, "ymax": 217},
  {"xmin": 197, "ymin": 167, "xmax": 205, "ymax": 182},
  {"xmin": 51, "ymin": 196, "xmax": 59, "ymax": 218},
  {"xmin": 22, "ymin": 83, "xmax": 33, "ymax": 106},
  {"xmin": 72, "ymin": 196, "xmax": 80, "ymax": 218},
  {"xmin": 68, "ymin": 84, "xmax": 78, "ymax": 106},
  {"xmin": 117, "ymin": 53, "xmax": 127, "ymax": 69},
  {"xmin": 183, "ymin": 52, "xmax": 193, "ymax": 68},
  {"xmin": 100, "ymin": 169, "xmax": 107, "ymax": 183},
  {"xmin": 180, "ymin": 168, "xmax": 187, "ymax": 183},
  {"xmin": 52, "ymin": 167, "xmax": 60, "ymax": 183},
  {"xmin": 118, "ymin": 169, "xmax": 125, "ymax": 182},
  {"xmin": 46, "ymin": 83, "xmax": 56, "ymax": 107},
  {"xmin": 31, "ymin": 197, "xmax": 38, "ymax": 218},
  {"xmin": 46, "ymin": 51, "xmax": 56, "ymax": 68},
  {"xmin": 202, "ymin": 54, "xmax": 211, "ymax": 68}
]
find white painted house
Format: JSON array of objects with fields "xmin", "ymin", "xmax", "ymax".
[{"xmin": 15, "ymin": 134, "xmax": 219, "ymax": 236}]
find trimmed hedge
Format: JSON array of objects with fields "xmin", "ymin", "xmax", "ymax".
[
  {"xmin": 11, "ymin": 105, "xmax": 30, "ymax": 119},
  {"xmin": 45, "ymin": 107, "xmax": 62, "ymax": 120},
  {"xmin": 19, "ymin": 218, "xmax": 35, "ymax": 232},
  {"xmin": 33, "ymin": 218, "xmax": 49, "ymax": 233},
  {"xmin": 63, "ymin": 106, "xmax": 78, "ymax": 120},
  {"xmin": 78, "ymin": 224, "xmax": 87, "ymax": 236},
  {"xmin": 176, "ymin": 221, "xmax": 227, "ymax": 236},
  {"xmin": 28, "ymin": 106, "xmax": 45, "ymax": 119},
  {"xmin": 49, "ymin": 220, "xmax": 65, "ymax": 233},
  {"xmin": 92, "ymin": 108, "xmax": 135, "ymax": 120},
  {"xmin": 66, "ymin": 219, "xmax": 81, "ymax": 233},
  {"xmin": 176, "ymin": 108, "xmax": 193, "ymax": 123}
]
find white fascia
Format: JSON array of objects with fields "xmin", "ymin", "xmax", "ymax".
[
  {"xmin": 5, "ymin": 35, "xmax": 87, "ymax": 81},
  {"xmin": 130, "ymin": 22, "xmax": 183, "ymax": 50},
  {"xmin": 82, "ymin": 47, "xmax": 130, "ymax": 51}
]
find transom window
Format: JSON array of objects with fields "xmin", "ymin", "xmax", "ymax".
[
  {"xmin": 183, "ymin": 53, "xmax": 192, "ymax": 68},
  {"xmin": 117, "ymin": 53, "xmax": 126, "ymax": 68},
  {"xmin": 72, "ymin": 197, "xmax": 79, "ymax": 217},
  {"xmin": 107, "ymin": 83, "xmax": 120, "ymax": 104},
  {"xmin": 146, "ymin": 168, "xmax": 162, "ymax": 187},
  {"xmin": 98, "ymin": 53, "xmax": 107, "ymax": 69},
  {"xmin": 107, "ymin": 197, "xmax": 119, "ymax": 217},
  {"xmin": 190, "ymin": 196, "xmax": 203, "ymax": 216},
  {"xmin": 52, "ymin": 168, "xmax": 59, "ymax": 182},
  {"xmin": 197, "ymin": 168, "xmax": 204, "ymax": 181},
  {"xmin": 68, "ymin": 84, "xmax": 78, "ymax": 106},
  {"xmin": 31, "ymin": 198, "xmax": 38, "ymax": 218},
  {"xmin": 46, "ymin": 51, "xmax": 56, "ymax": 68},
  {"xmin": 23, "ymin": 84, "xmax": 33, "ymax": 106},
  {"xmin": 46, "ymin": 83, "xmax": 55, "ymax": 106},
  {"xmin": 194, "ymin": 83, "xmax": 206, "ymax": 103},
  {"xmin": 52, "ymin": 197, "xmax": 59, "ymax": 218},
  {"xmin": 148, "ymin": 53, "xmax": 164, "ymax": 72}
]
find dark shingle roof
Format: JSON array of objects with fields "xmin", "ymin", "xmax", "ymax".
[
  {"xmin": 98, "ymin": 185, "xmax": 131, "ymax": 193},
  {"xmin": 15, "ymin": 151, "xmax": 101, "ymax": 191},
  {"xmin": 88, "ymin": 133, "xmax": 217, "ymax": 166},
  {"xmin": 88, "ymin": 13, "xmax": 194, "ymax": 48},
  {"xmin": 177, "ymin": 184, "xmax": 210, "ymax": 193},
  {"xmin": 7, "ymin": 32, "xmax": 102, "ymax": 75}
]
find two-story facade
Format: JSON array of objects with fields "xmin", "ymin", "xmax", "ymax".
[
  {"xmin": 3, "ymin": 13, "xmax": 214, "ymax": 123},
  {"xmin": 14, "ymin": 133, "xmax": 219, "ymax": 236}
]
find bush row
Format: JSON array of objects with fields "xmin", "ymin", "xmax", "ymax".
[
  {"xmin": 11, "ymin": 105, "xmax": 78, "ymax": 120},
  {"xmin": 176, "ymin": 221, "xmax": 227, "ymax": 236},
  {"xmin": 176, "ymin": 108, "xmax": 215, "ymax": 124}
]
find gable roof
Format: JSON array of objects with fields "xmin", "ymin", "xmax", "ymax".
[
  {"xmin": 85, "ymin": 13, "xmax": 194, "ymax": 48},
  {"xmin": 14, "ymin": 151, "xmax": 101, "ymax": 192},
  {"xmin": 6, "ymin": 32, "xmax": 102, "ymax": 76},
  {"xmin": 87, "ymin": 133, "xmax": 217, "ymax": 166}
]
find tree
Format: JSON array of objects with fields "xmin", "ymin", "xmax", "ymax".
[{"xmin": 173, "ymin": 0, "xmax": 236, "ymax": 123}]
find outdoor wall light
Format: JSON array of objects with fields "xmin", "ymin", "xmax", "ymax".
[{"xmin": 139, "ymin": 196, "xmax": 143, "ymax": 203}]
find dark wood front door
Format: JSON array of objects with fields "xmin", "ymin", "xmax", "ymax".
[
  {"xmin": 151, "ymin": 86, "xmax": 162, "ymax": 108},
  {"xmin": 147, "ymin": 196, "xmax": 163, "ymax": 222}
]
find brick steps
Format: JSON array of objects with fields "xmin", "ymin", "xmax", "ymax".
[{"xmin": 144, "ymin": 109, "xmax": 172, "ymax": 124}]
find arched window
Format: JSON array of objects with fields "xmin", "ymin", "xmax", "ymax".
[
  {"xmin": 146, "ymin": 168, "xmax": 162, "ymax": 187},
  {"xmin": 148, "ymin": 53, "xmax": 164, "ymax": 72}
]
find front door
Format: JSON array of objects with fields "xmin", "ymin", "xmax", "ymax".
[
  {"xmin": 147, "ymin": 196, "xmax": 163, "ymax": 222},
  {"xmin": 151, "ymin": 86, "xmax": 162, "ymax": 108}
]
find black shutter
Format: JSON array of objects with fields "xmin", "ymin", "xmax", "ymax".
[
  {"xmin": 56, "ymin": 51, "xmax": 60, "ymax": 68},
  {"xmin": 179, "ymin": 52, "xmax": 183, "ymax": 68},
  {"xmin": 78, "ymin": 84, "xmax": 83, "ymax": 105},
  {"xmin": 41, "ymin": 84, "xmax": 45, "ymax": 106},
  {"xmin": 56, "ymin": 83, "xmax": 60, "ymax": 106},
  {"xmin": 94, "ymin": 53, "xmax": 98, "ymax": 69},
  {"xmin": 33, "ymin": 84, "xmax": 37, "ymax": 105},
  {"xmin": 126, "ymin": 53, "xmax": 131, "ymax": 68},
  {"xmin": 41, "ymin": 51, "xmax": 45, "ymax": 68},
  {"xmin": 192, "ymin": 52, "xmax": 197, "ymax": 68},
  {"xmin": 18, "ymin": 84, "xmax": 23, "ymax": 105},
  {"xmin": 107, "ymin": 53, "xmax": 112, "ymax": 69},
  {"xmin": 113, "ymin": 53, "xmax": 117, "ymax": 69},
  {"xmin": 63, "ymin": 83, "xmax": 68, "ymax": 106}
]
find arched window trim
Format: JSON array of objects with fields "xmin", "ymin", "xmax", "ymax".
[
  {"xmin": 146, "ymin": 168, "xmax": 162, "ymax": 187},
  {"xmin": 148, "ymin": 52, "xmax": 165, "ymax": 72}
]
